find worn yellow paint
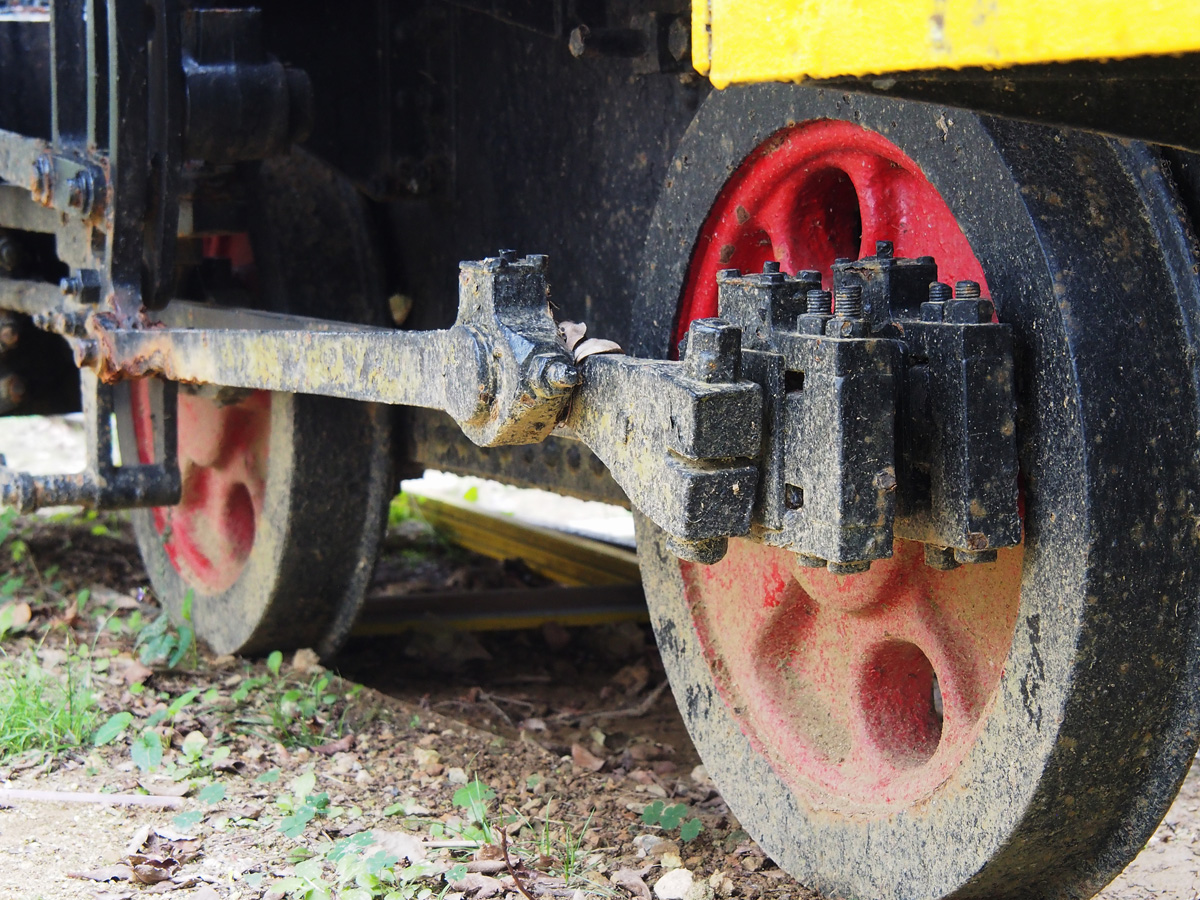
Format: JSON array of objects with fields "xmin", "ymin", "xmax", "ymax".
[
  {"xmin": 410, "ymin": 495, "xmax": 641, "ymax": 587},
  {"xmin": 693, "ymin": 0, "xmax": 1200, "ymax": 86}
]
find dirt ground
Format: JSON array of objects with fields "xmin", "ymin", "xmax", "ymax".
[{"xmin": 0, "ymin": 511, "xmax": 1197, "ymax": 900}]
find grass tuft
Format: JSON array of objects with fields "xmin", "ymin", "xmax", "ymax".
[{"xmin": 0, "ymin": 650, "xmax": 97, "ymax": 762}]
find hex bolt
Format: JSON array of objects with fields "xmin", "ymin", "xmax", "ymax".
[
  {"xmin": 716, "ymin": 268, "xmax": 741, "ymax": 281},
  {"xmin": 806, "ymin": 288, "xmax": 831, "ymax": 314},
  {"xmin": 683, "ymin": 317, "xmax": 742, "ymax": 384},
  {"xmin": 758, "ymin": 260, "xmax": 784, "ymax": 284},
  {"xmin": 834, "ymin": 283, "xmax": 864, "ymax": 319},
  {"xmin": 529, "ymin": 353, "xmax": 580, "ymax": 399},
  {"xmin": 929, "ymin": 281, "xmax": 952, "ymax": 303},
  {"xmin": 498, "ymin": 249, "xmax": 517, "ymax": 262},
  {"xmin": 66, "ymin": 169, "xmax": 96, "ymax": 215},
  {"xmin": 60, "ymin": 275, "xmax": 83, "ymax": 296},
  {"xmin": 955, "ymin": 280, "xmax": 982, "ymax": 299},
  {"xmin": 875, "ymin": 240, "xmax": 894, "ymax": 259},
  {"xmin": 543, "ymin": 360, "xmax": 580, "ymax": 390}
]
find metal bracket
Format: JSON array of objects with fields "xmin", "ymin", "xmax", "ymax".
[
  {"xmin": 0, "ymin": 368, "xmax": 180, "ymax": 512},
  {"xmin": 0, "ymin": 245, "xmax": 1017, "ymax": 572}
]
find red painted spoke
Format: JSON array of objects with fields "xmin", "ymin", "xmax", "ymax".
[
  {"xmin": 675, "ymin": 117, "xmax": 1025, "ymax": 811},
  {"xmin": 131, "ymin": 235, "xmax": 272, "ymax": 595}
]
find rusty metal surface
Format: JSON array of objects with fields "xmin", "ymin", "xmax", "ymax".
[
  {"xmin": 92, "ymin": 320, "xmax": 491, "ymax": 417},
  {"xmin": 0, "ymin": 369, "xmax": 179, "ymax": 511}
]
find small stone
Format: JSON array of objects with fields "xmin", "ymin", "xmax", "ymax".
[
  {"xmin": 654, "ymin": 868, "xmax": 694, "ymax": 900},
  {"xmin": 447, "ymin": 767, "xmax": 469, "ymax": 785},
  {"xmin": 633, "ymin": 834, "xmax": 661, "ymax": 857},
  {"xmin": 741, "ymin": 856, "xmax": 765, "ymax": 872},
  {"xmin": 661, "ymin": 850, "xmax": 683, "ymax": 870},
  {"xmin": 290, "ymin": 648, "xmax": 323, "ymax": 675},
  {"xmin": 413, "ymin": 747, "xmax": 441, "ymax": 771}
]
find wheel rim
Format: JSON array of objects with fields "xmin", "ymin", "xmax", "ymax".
[
  {"xmin": 130, "ymin": 235, "xmax": 272, "ymax": 594},
  {"xmin": 677, "ymin": 120, "xmax": 1023, "ymax": 810}
]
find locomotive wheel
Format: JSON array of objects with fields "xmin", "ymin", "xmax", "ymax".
[
  {"xmin": 119, "ymin": 152, "xmax": 393, "ymax": 658},
  {"xmin": 635, "ymin": 86, "xmax": 1200, "ymax": 899}
]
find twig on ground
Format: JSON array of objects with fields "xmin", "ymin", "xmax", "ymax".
[
  {"xmin": 0, "ymin": 788, "xmax": 184, "ymax": 808},
  {"xmin": 477, "ymin": 695, "xmax": 515, "ymax": 727},
  {"xmin": 479, "ymin": 691, "xmax": 536, "ymax": 710},
  {"xmin": 500, "ymin": 807, "xmax": 537, "ymax": 900},
  {"xmin": 548, "ymin": 680, "xmax": 670, "ymax": 724}
]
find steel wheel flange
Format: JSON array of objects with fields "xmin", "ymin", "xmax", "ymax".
[{"xmin": 636, "ymin": 86, "xmax": 1200, "ymax": 900}]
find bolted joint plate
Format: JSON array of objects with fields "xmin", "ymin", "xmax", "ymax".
[
  {"xmin": 895, "ymin": 319, "xmax": 1021, "ymax": 552},
  {"xmin": 771, "ymin": 331, "xmax": 899, "ymax": 563},
  {"xmin": 566, "ymin": 353, "xmax": 761, "ymax": 546},
  {"xmin": 454, "ymin": 255, "xmax": 579, "ymax": 447}
]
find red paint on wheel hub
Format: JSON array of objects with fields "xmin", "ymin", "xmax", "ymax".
[
  {"xmin": 675, "ymin": 119, "xmax": 988, "ymax": 350},
  {"xmin": 677, "ymin": 120, "xmax": 1022, "ymax": 809},
  {"xmin": 132, "ymin": 235, "xmax": 271, "ymax": 594}
]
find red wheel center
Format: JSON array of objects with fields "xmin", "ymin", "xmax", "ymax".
[
  {"xmin": 131, "ymin": 235, "xmax": 272, "ymax": 594},
  {"xmin": 676, "ymin": 120, "xmax": 1022, "ymax": 809}
]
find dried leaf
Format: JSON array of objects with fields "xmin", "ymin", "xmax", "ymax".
[
  {"xmin": 314, "ymin": 734, "xmax": 355, "ymax": 756},
  {"xmin": 91, "ymin": 587, "xmax": 142, "ymax": 609},
  {"xmin": 144, "ymin": 877, "xmax": 199, "ymax": 893},
  {"xmin": 450, "ymin": 872, "xmax": 505, "ymax": 898},
  {"xmin": 570, "ymin": 743, "xmax": 606, "ymax": 772},
  {"xmin": 68, "ymin": 865, "xmax": 133, "ymax": 882},
  {"xmin": 125, "ymin": 824, "xmax": 153, "ymax": 856},
  {"xmin": 1, "ymin": 601, "xmax": 31, "ymax": 629},
  {"xmin": 370, "ymin": 829, "xmax": 428, "ymax": 863},
  {"xmin": 123, "ymin": 661, "xmax": 154, "ymax": 686},
  {"xmin": 466, "ymin": 860, "xmax": 509, "ymax": 874},
  {"xmin": 126, "ymin": 854, "xmax": 179, "ymax": 884},
  {"xmin": 573, "ymin": 338, "xmax": 623, "ymax": 362},
  {"xmin": 559, "ymin": 321, "xmax": 587, "ymax": 352}
]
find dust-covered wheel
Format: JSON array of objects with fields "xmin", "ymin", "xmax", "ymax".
[
  {"xmin": 117, "ymin": 152, "xmax": 393, "ymax": 658},
  {"xmin": 635, "ymin": 86, "xmax": 1200, "ymax": 899}
]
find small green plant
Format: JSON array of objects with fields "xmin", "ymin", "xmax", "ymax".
[
  {"xmin": 232, "ymin": 662, "xmax": 360, "ymax": 750},
  {"xmin": 135, "ymin": 590, "xmax": 196, "ymax": 669},
  {"xmin": 278, "ymin": 770, "xmax": 331, "ymax": 839},
  {"xmin": 449, "ymin": 779, "xmax": 496, "ymax": 844},
  {"xmin": 387, "ymin": 492, "xmax": 417, "ymax": 526},
  {"xmin": 0, "ymin": 647, "xmax": 96, "ymax": 761},
  {"xmin": 558, "ymin": 809, "xmax": 596, "ymax": 882},
  {"xmin": 641, "ymin": 800, "xmax": 703, "ymax": 843},
  {"xmin": 95, "ymin": 687, "xmax": 202, "ymax": 774},
  {"xmin": 270, "ymin": 829, "xmax": 444, "ymax": 900}
]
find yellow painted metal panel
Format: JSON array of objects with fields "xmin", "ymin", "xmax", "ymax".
[{"xmin": 696, "ymin": 0, "xmax": 1200, "ymax": 87}]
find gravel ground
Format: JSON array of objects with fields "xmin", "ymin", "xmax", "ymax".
[{"xmin": 0, "ymin": 416, "xmax": 1196, "ymax": 899}]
